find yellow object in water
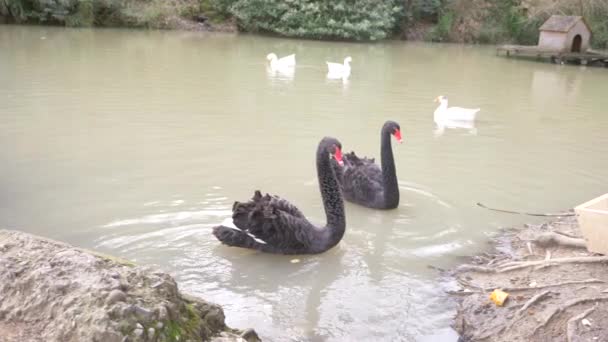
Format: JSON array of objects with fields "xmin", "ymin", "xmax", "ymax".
[{"xmin": 490, "ymin": 289, "xmax": 509, "ymax": 306}]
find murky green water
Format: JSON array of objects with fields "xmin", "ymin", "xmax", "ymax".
[{"xmin": 2, "ymin": 25, "xmax": 608, "ymax": 341}]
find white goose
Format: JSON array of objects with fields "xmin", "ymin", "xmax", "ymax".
[
  {"xmin": 433, "ymin": 95, "xmax": 480, "ymax": 122},
  {"xmin": 266, "ymin": 53, "xmax": 296, "ymax": 71},
  {"xmin": 326, "ymin": 56, "xmax": 352, "ymax": 79}
]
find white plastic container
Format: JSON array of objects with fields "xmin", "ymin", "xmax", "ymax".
[{"xmin": 575, "ymin": 193, "xmax": 608, "ymax": 255}]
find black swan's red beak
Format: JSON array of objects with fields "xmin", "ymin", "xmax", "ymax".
[
  {"xmin": 394, "ymin": 129, "xmax": 403, "ymax": 144},
  {"xmin": 334, "ymin": 147, "xmax": 344, "ymax": 166}
]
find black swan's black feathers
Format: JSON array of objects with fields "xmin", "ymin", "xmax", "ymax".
[
  {"xmin": 213, "ymin": 137, "xmax": 346, "ymax": 255},
  {"xmin": 332, "ymin": 121, "xmax": 401, "ymax": 209}
]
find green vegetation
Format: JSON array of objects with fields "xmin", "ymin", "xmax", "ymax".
[
  {"xmin": 227, "ymin": 0, "xmax": 403, "ymax": 41},
  {"xmin": 426, "ymin": 8, "xmax": 453, "ymax": 42},
  {"xmin": 0, "ymin": 0, "xmax": 205, "ymax": 29},
  {"xmin": 430, "ymin": 0, "xmax": 608, "ymax": 49},
  {"xmin": 1, "ymin": 0, "xmax": 607, "ymax": 48}
]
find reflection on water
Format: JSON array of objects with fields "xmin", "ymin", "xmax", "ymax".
[
  {"xmin": 266, "ymin": 65, "xmax": 295, "ymax": 82},
  {"xmin": 433, "ymin": 119, "xmax": 477, "ymax": 137},
  {"xmin": 2, "ymin": 25, "xmax": 608, "ymax": 341}
]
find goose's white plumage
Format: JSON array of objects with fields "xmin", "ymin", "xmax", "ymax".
[
  {"xmin": 433, "ymin": 96, "xmax": 480, "ymax": 122},
  {"xmin": 326, "ymin": 56, "xmax": 352, "ymax": 79},
  {"xmin": 266, "ymin": 53, "xmax": 296, "ymax": 71}
]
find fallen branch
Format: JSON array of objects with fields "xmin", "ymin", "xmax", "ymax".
[
  {"xmin": 454, "ymin": 264, "xmax": 495, "ymax": 273},
  {"xmin": 533, "ymin": 232, "xmax": 587, "ymax": 249},
  {"xmin": 505, "ymin": 290, "xmax": 554, "ymax": 331},
  {"xmin": 518, "ymin": 290, "xmax": 552, "ymax": 313},
  {"xmin": 527, "ymin": 242, "xmax": 534, "ymax": 255},
  {"xmin": 449, "ymin": 279, "xmax": 604, "ymax": 295},
  {"xmin": 447, "ymin": 290, "xmax": 477, "ymax": 296},
  {"xmin": 476, "ymin": 203, "xmax": 575, "ymax": 217},
  {"xmin": 551, "ymin": 230, "xmax": 582, "ymax": 239},
  {"xmin": 457, "ymin": 257, "xmax": 608, "ymax": 274},
  {"xmin": 498, "ymin": 256, "xmax": 608, "ymax": 273},
  {"xmin": 457, "ymin": 278, "xmax": 485, "ymax": 291},
  {"xmin": 533, "ymin": 297, "xmax": 608, "ymax": 335},
  {"xmin": 566, "ymin": 306, "xmax": 596, "ymax": 342},
  {"xmin": 502, "ymin": 279, "xmax": 605, "ymax": 292}
]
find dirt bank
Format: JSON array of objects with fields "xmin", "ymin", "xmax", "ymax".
[
  {"xmin": 0, "ymin": 229, "xmax": 259, "ymax": 342},
  {"xmin": 448, "ymin": 213, "xmax": 608, "ymax": 342}
]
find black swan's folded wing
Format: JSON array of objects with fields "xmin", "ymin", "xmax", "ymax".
[
  {"xmin": 231, "ymin": 190, "xmax": 313, "ymax": 251},
  {"xmin": 341, "ymin": 152, "xmax": 383, "ymax": 198}
]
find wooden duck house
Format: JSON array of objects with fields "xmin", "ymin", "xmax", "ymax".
[
  {"xmin": 497, "ymin": 15, "xmax": 607, "ymax": 67},
  {"xmin": 538, "ymin": 15, "xmax": 591, "ymax": 53}
]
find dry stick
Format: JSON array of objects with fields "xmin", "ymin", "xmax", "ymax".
[
  {"xmin": 502, "ymin": 279, "xmax": 605, "ymax": 292},
  {"xmin": 455, "ymin": 264, "xmax": 496, "ymax": 273},
  {"xmin": 532, "ymin": 297, "xmax": 608, "ymax": 335},
  {"xmin": 566, "ymin": 306, "xmax": 596, "ymax": 342},
  {"xmin": 518, "ymin": 290, "xmax": 553, "ymax": 313},
  {"xmin": 457, "ymin": 278, "xmax": 485, "ymax": 291},
  {"xmin": 505, "ymin": 290, "xmax": 554, "ymax": 332},
  {"xmin": 451, "ymin": 278, "xmax": 604, "ymax": 294},
  {"xmin": 459, "ymin": 257, "xmax": 608, "ymax": 274},
  {"xmin": 498, "ymin": 256, "xmax": 608, "ymax": 273},
  {"xmin": 446, "ymin": 290, "xmax": 476, "ymax": 296},
  {"xmin": 527, "ymin": 241, "xmax": 534, "ymax": 255},
  {"xmin": 476, "ymin": 202, "xmax": 575, "ymax": 217},
  {"xmin": 534, "ymin": 232, "xmax": 587, "ymax": 249}
]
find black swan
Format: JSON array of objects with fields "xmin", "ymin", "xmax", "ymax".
[
  {"xmin": 212, "ymin": 137, "xmax": 346, "ymax": 254},
  {"xmin": 332, "ymin": 120, "xmax": 402, "ymax": 209}
]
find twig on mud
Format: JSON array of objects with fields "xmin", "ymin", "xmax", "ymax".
[
  {"xmin": 457, "ymin": 278, "xmax": 485, "ymax": 291},
  {"xmin": 533, "ymin": 297, "xmax": 608, "ymax": 335},
  {"xmin": 447, "ymin": 290, "xmax": 477, "ymax": 296},
  {"xmin": 458, "ymin": 257, "xmax": 608, "ymax": 274},
  {"xmin": 551, "ymin": 230, "xmax": 582, "ymax": 239},
  {"xmin": 498, "ymin": 256, "xmax": 608, "ymax": 272},
  {"xmin": 518, "ymin": 290, "xmax": 553, "ymax": 313},
  {"xmin": 450, "ymin": 278, "xmax": 604, "ymax": 294},
  {"xmin": 476, "ymin": 203, "xmax": 575, "ymax": 217},
  {"xmin": 533, "ymin": 232, "xmax": 587, "ymax": 249},
  {"xmin": 566, "ymin": 305, "xmax": 596, "ymax": 342},
  {"xmin": 502, "ymin": 279, "xmax": 605, "ymax": 292},
  {"xmin": 505, "ymin": 291, "xmax": 554, "ymax": 331},
  {"xmin": 455, "ymin": 264, "xmax": 495, "ymax": 273},
  {"xmin": 527, "ymin": 242, "xmax": 534, "ymax": 255}
]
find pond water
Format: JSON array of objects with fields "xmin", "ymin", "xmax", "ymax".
[{"xmin": 2, "ymin": 25, "xmax": 608, "ymax": 341}]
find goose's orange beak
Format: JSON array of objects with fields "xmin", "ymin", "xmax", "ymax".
[
  {"xmin": 394, "ymin": 129, "xmax": 403, "ymax": 143},
  {"xmin": 334, "ymin": 147, "xmax": 344, "ymax": 166}
]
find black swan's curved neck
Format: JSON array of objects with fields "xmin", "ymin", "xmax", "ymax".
[
  {"xmin": 380, "ymin": 126, "xmax": 399, "ymax": 208},
  {"xmin": 316, "ymin": 142, "xmax": 345, "ymax": 248}
]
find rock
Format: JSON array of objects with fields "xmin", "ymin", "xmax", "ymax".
[
  {"xmin": 156, "ymin": 305, "xmax": 169, "ymax": 320},
  {"xmin": 241, "ymin": 328, "xmax": 261, "ymax": 342},
  {"xmin": 0, "ymin": 229, "xmax": 259, "ymax": 342},
  {"xmin": 133, "ymin": 324, "xmax": 144, "ymax": 338},
  {"xmin": 107, "ymin": 290, "xmax": 127, "ymax": 305},
  {"xmin": 132, "ymin": 305, "xmax": 154, "ymax": 322}
]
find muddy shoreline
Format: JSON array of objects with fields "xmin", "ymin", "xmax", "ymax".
[
  {"xmin": 447, "ymin": 213, "xmax": 608, "ymax": 342},
  {"xmin": 0, "ymin": 229, "xmax": 259, "ymax": 342}
]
